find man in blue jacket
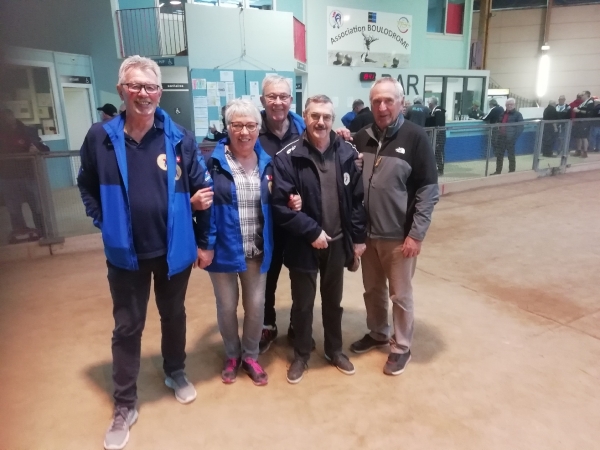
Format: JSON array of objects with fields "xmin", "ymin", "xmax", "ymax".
[
  {"xmin": 77, "ymin": 56, "xmax": 212, "ymax": 450},
  {"xmin": 272, "ymin": 95, "xmax": 367, "ymax": 384}
]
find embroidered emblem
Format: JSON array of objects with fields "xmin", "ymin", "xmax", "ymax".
[{"xmin": 343, "ymin": 172, "xmax": 350, "ymax": 185}]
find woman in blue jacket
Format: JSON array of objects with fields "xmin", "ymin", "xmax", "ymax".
[{"xmin": 195, "ymin": 99, "xmax": 290, "ymax": 386}]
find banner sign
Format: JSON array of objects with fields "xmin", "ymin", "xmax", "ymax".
[{"xmin": 327, "ymin": 7, "xmax": 412, "ymax": 68}]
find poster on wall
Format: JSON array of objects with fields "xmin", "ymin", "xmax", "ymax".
[{"xmin": 327, "ymin": 7, "xmax": 412, "ymax": 68}]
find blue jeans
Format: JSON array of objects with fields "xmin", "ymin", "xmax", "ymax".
[{"xmin": 209, "ymin": 257, "xmax": 266, "ymax": 360}]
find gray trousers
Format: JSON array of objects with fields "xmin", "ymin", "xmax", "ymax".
[
  {"xmin": 209, "ymin": 257, "xmax": 266, "ymax": 360},
  {"xmin": 361, "ymin": 237, "xmax": 417, "ymax": 354}
]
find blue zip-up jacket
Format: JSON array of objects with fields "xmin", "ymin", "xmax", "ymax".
[
  {"xmin": 201, "ymin": 138, "xmax": 274, "ymax": 274},
  {"xmin": 77, "ymin": 108, "xmax": 212, "ymax": 277}
]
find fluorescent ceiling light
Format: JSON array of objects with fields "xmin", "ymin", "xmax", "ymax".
[
  {"xmin": 536, "ymin": 54, "xmax": 550, "ymax": 98},
  {"xmin": 170, "ymin": 1, "xmax": 182, "ymax": 4},
  {"xmin": 541, "ymin": 44, "xmax": 550, "ymax": 51}
]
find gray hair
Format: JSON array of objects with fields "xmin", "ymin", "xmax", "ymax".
[
  {"xmin": 118, "ymin": 55, "xmax": 161, "ymax": 85},
  {"xmin": 262, "ymin": 75, "xmax": 292, "ymax": 94},
  {"xmin": 413, "ymin": 96, "xmax": 423, "ymax": 104},
  {"xmin": 506, "ymin": 97, "xmax": 516, "ymax": 105},
  {"xmin": 489, "ymin": 98, "xmax": 498, "ymax": 107},
  {"xmin": 225, "ymin": 99, "xmax": 262, "ymax": 127},
  {"xmin": 304, "ymin": 94, "xmax": 336, "ymax": 119},
  {"xmin": 352, "ymin": 99, "xmax": 364, "ymax": 110},
  {"xmin": 548, "ymin": 100, "xmax": 557, "ymax": 107},
  {"xmin": 370, "ymin": 77, "xmax": 404, "ymax": 101},
  {"xmin": 429, "ymin": 96, "xmax": 439, "ymax": 106}
]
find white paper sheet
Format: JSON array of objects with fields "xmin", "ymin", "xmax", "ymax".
[
  {"xmin": 219, "ymin": 71, "xmax": 234, "ymax": 82},
  {"xmin": 249, "ymin": 81, "xmax": 259, "ymax": 97},
  {"xmin": 193, "ymin": 96, "xmax": 208, "ymax": 108}
]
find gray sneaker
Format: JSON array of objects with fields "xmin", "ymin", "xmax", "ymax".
[
  {"xmin": 286, "ymin": 359, "xmax": 308, "ymax": 384},
  {"xmin": 165, "ymin": 370, "xmax": 197, "ymax": 404},
  {"xmin": 325, "ymin": 353, "xmax": 356, "ymax": 375},
  {"xmin": 104, "ymin": 406, "xmax": 138, "ymax": 450}
]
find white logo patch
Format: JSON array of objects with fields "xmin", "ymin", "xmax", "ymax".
[
  {"xmin": 287, "ymin": 145, "xmax": 296, "ymax": 154},
  {"xmin": 157, "ymin": 154, "xmax": 167, "ymax": 170},
  {"xmin": 343, "ymin": 172, "xmax": 350, "ymax": 186},
  {"xmin": 395, "ymin": 147, "xmax": 405, "ymax": 154}
]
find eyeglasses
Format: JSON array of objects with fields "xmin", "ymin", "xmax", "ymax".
[
  {"xmin": 309, "ymin": 113, "xmax": 333, "ymax": 122},
  {"xmin": 264, "ymin": 93, "xmax": 291, "ymax": 102},
  {"xmin": 121, "ymin": 83, "xmax": 161, "ymax": 94},
  {"xmin": 230, "ymin": 122, "xmax": 258, "ymax": 132}
]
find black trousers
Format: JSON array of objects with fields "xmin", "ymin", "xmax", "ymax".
[
  {"xmin": 435, "ymin": 131, "xmax": 446, "ymax": 173},
  {"xmin": 542, "ymin": 127, "xmax": 557, "ymax": 157},
  {"xmin": 107, "ymin": 256, "xmax": 192, "ymax": 408},
  {"xmin": 289, "ymin": 238, "xmax": 346, "ymax": 362},
  {"xmin": 263, "ymin": 225, "xmax": 286, "ymax": 327},
  {"xmin": 494, "ymin": 135, "xmax": 516, "ymax": 173}
]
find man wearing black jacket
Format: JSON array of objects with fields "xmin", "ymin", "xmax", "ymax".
[
  {"xmin": 491, "ymin": 98, "xmax": 523, "ymax": 174},
  {"xmin": 426, "ymin": 97, "xmax": 446, "ymax": 175},
  {"xmin": 272, "ymin": 95, "xmax": 367, "ymax": 384},
  {"xmin": 542, "ymin": 100, "xmax": 559, "ymax": 157},
  {"xmin": 348, "ymin": 104, "xmax": 374, "ymax": 133}
]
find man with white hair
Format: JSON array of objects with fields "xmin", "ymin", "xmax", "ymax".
[
  {"xmin": 350, "ymin": 78, "xmax": 439, "ymax": 376},
  {"xmin": 77, "ymin": 55, "xmax": 213, "ymax": 450}
]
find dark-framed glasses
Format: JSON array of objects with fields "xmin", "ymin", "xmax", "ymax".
[
  {"xmin": 121, "ymin": 83, "xmax": 161, "ymax": 94},
  {"xmin": 309, "ymin": 113, "xmax": 333, "ymax": 122},
  {"xmin": 230, "ymin": 122, "xmax": 259, "ymax": 132}
]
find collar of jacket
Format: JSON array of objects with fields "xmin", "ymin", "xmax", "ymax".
[
  {"xmin": 211, "ymin": 137, "xmax": 271, "ymax": 177},
  {"xmin": 366, "ymin": 113, "xmax": 405, "ymax": 142},
  {"xmin": 293, "ymin": 130, "xmax": 355, "ymax": 165},
  {"xmin": 103, "ymin": 107, "xmax": 183, "ymax": 195},
  {"xmin": 259, "ymin": 110, "xmax": 306, "ymax": 136}
]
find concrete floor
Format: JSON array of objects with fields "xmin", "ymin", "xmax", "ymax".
[{"xmin": 1, "ymin": 170, "xmax": 600, "ymax": 450}]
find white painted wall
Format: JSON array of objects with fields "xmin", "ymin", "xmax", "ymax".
[
  {"xmin": 472, "ymin": 4, "xmax": 600, "ymax": 103},
  {"xmin": 185, "ymin": 3, "xmax": 295, "ymax": 71}
]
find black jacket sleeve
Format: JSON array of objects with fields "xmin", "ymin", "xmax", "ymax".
[
  {"xmin": 349, "ymin": 155, "xmax": 367, "ymax": 244},
  {"xmin": 76, "ymin": 130, "xmax": 102, "ymax": 228},
  {"xmin": 272, "ymin": 154, "xmax": 322, "ymax": 244}
]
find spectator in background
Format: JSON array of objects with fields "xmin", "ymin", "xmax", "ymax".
[
  {"xmin": 404, "ymin": 96, "xmax": 430, "ymax": 127},
  {"xmin": 572, "ymin": 90, "xmax": 595, "ymax": 158},
  {"xmin": 0, "ymin": 107, "xmax": 49, "ymax": 243},
  {"xmin": 208, "ymin": 105, "xmax": 228, "ymax": 141},
  {"xmin": 556, "ymin": 95, "xmax": 570, "ymax": 118},
  {"xmin": 402, "ymin": 99, "xmax": 412, "ymax": 116},
  {"xmin": 427, "ymin": 97, "xmax": 447, "ymax": 175},
  {"xmin": 589, "ymin": 98, "xmax": 600, "ymax": 152},
  {"xmin": 491, "ymin": 98, "xmax": 523, "ymax": 174},
  {"xmin": 482, "ymin": 98, "xmax": 504, "ymax": 124},
  {"xmin": 348, "ymin": 101, "xmax": 374, "ymax": 133},
  {"xmin": 97, "ymin": 103, "xmax": 118, "ymax": 121},
  {"xmin": 468, "ymin": 102, "xmax": 484, "ymax": 120},
  {"xmin": 341, "ymin": 99, "xmax": 364, "ymax": 128},
  {"xmin": 542, "ymin": 100, "xmax": 559, "ymax": 157}
]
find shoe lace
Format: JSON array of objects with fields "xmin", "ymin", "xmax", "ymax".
[
  {"xmin": 225, "ymin": 358, "xmax": 239, "ymax": 371},
  {"xmin": 171, "ymin": 370, "xmax": 189, "ymax": 387},
  {"xmin": 244, "ymin": 358, "xmax": 265, "ymax": 375},
  {"xmin": 110, "ymin": 406, "xmax": 129, "ymax": 431}
]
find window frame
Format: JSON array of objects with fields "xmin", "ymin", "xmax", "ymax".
[
  {"xmin": 424, "ymin": 75, "xmax": 486, "ymax": 121},
  {"xmin": 427, "ymin": 0, "xmax": 466, "ymax": 36},
  {"xmin": 4, "ymin": 59, "xmax": 66, "ymax": 141}
]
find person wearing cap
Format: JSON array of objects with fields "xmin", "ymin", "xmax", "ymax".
[{"xmin": 98, "ymin": 103, "xmax": 119, "ymax": 121}]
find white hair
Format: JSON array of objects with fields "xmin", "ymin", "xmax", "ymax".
[
  {"xmin": 429, "ymin": 96, "xmax": 439, "ymax": 106},
  {"xmin": 118, "ymin": 55, "xmax": 161, "ymax": 85},
  {"xmin": 413, "ymin": 96, "xmax": 423, "ymax": 104},
  {"xmin": 261, "ymin": 75, "xmax": 292, "ymax": 94},
  {"xmin": 225, "ymin": 98, "xmax": 262, "ymax": 127},
  {"xmin": 506, "ymin": 97, "xmax": 516, "ymax": 105},
  {"xmin": 369, "ymin": 77, "xmax": 404, "ymax": 100}
]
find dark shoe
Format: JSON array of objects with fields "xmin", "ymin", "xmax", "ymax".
[
  {"xmin": 383, "ymin": 350, "xmax": 412, "ymax": 376},
  {"xmin": 581, "ymin": 151, "xmax": 588, "ymax": 158},
  {"xmin": 490, "ymin": 171, "xmax": 501, "ymax": 176},
  {"xmin": 437, "ymin": 169, "xmax": 444, "ymax": 176},
  {"xmin": 574, "ymin": 150, "xmax": 582, "ymax": 156},
  {"xmin": 286, "ymin": 359, "xmax": 308, "ymax": 384},
  {"xmin": 221, "ymin": 357, "xmax": 241, "ymax": 384},
  {"xmin": 287, "ymin": 325, "xmax": 316, "ymax": 351},
  {"xmin": 350, "ymin": 334, "xmax": 388, "ymax": 354},
  {"xmin": 325, "ymin": 353, "xmax": 355, "ymax": 375},
  {"xmin": 259, "ymin": 325, "xmax": 278, "ymax": 354},
  {"xmin": 242, "ymin": 357, "xmax": 268, "ymax": 386}
]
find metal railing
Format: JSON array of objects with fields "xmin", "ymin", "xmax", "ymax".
[
  {"xmin": 1, "ymin": 118, "xmax": 599, "ymax": 247},
  {"xmin": 115, "ymin": 7, "xmax": 187, "ymax": 58}
]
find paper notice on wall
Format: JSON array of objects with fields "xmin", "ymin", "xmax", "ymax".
[
  {"xmin": 193, "ymin": 96, "xmax": 208, "ymax": 108},
  {"xmin": 225, "ymin": 82, "xmax": 236, "ymax": 102},
  {"xmin": 217, "ymin": 82, "xmax": 226, "ymax": 97},
  {"xmin": 207, "ymin": 95, "xmax": 221, "ymax": 107},
  {"xmin": 194, "ymin": 107, "xmax": 208, "ymax": 118},
  {"xmin": 347, "ymin": 97, "xmax": 355, "ymax": 108},
  {"xmin": 195, "ymin": 118, "xmax": 209, "ymax": 130},
  {"xmin": 192, "ymin": 78, "xmax": 206, "ymax": 90},
  {"xmin": 331, "ymin": 97, "xmax": 339, "ymax": 108},
  {"xmin": 219, "ymin": 71, "xmax": 234, "ymax": 82},
  {"xmin": 249, "ymin": 81, "xmax": 259, "ymax": 97},
  {"xmin": 207, "ymin": 82, "xmax": 218, "ymax": 90},
  {"xmin": 195, "ymin": 126, "xmax": 208, "ymax": 137},
  {"xmin": 36, "ymin": 93, "xmax": 53, "ymax": 107},
  {"xmin": 209, "ymin": 120, "xmax": 222, "ymax": 131},
  {"xmin": 250, "ymin": 95, "xmax": 262, "ymax": 108}
]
